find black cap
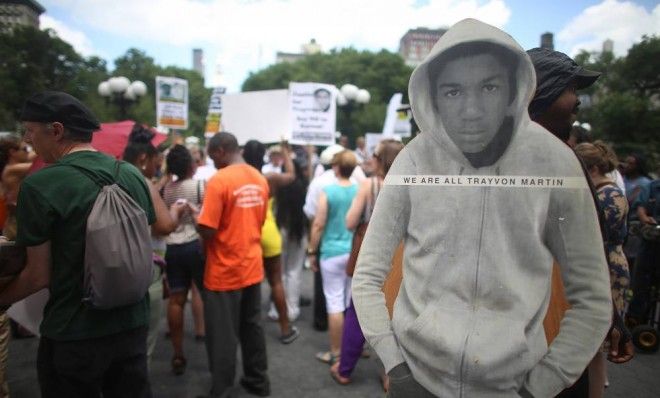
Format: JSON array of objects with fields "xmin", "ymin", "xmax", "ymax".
[
  {"xmin": 20, "ymin": 91, "xmax": 100, "ymax": 133},
  {"xmin": 527, "ymin": 48, "xmax": 601, "ymax": 118}
]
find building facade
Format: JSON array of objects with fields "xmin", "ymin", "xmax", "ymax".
[
  {"xmin": 276, "ymin": 38, "xmax": 322, "ymax": 63},
  {"xmin": 0, "ymin": 0, "xmax": 44, "ymax": 34},
  {"xmin": 540, "ymin": 32, "xmax": 554, "ymax": 50},
  {"xmin": 398, "ymin": 27, "xmax": 446, "ymax": 67},
  {"xmin": 193, "ymin": 48, "xmax": 204, "ymax": 78}
]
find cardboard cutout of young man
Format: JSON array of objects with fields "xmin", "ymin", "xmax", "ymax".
[{"xmin": 352, "ymin": 19, "xmax": 612, "ymax": 397}]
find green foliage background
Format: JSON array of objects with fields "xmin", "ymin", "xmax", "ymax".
[
  {"xmin": 0, "ymin": 27, "xmax": 211, "ymax": 139},
  {"xmin": 574, "ymin": 35, "xmax": 660, "ymax": 167}
]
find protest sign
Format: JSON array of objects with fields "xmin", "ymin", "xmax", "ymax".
[
  {"xmin": 205, "ymin": 86, "xmax": 225, "ymax": 134},
  {"xmin": 289, "ymin": 82, "xmax": 336, "ymax": 146},
  {"xmin": 220, "ymin": 89, "xmax": 289, "ymax": 145},
  {"xmin": 382, "ymin": 93, "xmax": 412, "ymax": 137},
  {"xmin": 365, "ymin": 133, "xmax": 384, "ymax": 157},
  {"xmin": 156, "ymin": 76, "xmax": 189, "ymax": 129}
]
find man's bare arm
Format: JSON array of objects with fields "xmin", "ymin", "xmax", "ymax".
[{"xmin": 198, "ymin": 224, "xmax": 217, "ymax": 242}]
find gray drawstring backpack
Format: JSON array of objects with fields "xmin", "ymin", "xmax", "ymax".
[{"xmin": 65, "ymin": 161, "xmax": 153, "ymax": 309}]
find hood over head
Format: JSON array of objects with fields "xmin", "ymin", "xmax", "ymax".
[{"xmin": 409, "ymin": 18, "xmax": 536, "ymax": 169}]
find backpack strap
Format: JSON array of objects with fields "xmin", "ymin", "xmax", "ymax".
[
  {"xmin": 57, "ymin": 163, "xmax": 109, "ymax": 187},
  {"xmin": 56, "ymin": 160, "xmax": 129, "ymax": 191},
  {"xmin": 197, "ymin": 179, "xmax": 202, "ymax": 205},
  {"xmin": 113, "ymin": 160, "xmax": 122, "ymax": 181}
]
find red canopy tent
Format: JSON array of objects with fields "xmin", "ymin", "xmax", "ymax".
[
  {"xmin": 27, "ymin": 120, "xmax": 168, "ymax": 175},
  {"xmin": 92, "ymin": 120, "xmax": 168, "ymax": 159}
]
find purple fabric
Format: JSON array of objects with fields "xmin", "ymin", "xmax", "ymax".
[{"xmin": 339, "ymin": 300, "xmax": 365, "ymax": 378}]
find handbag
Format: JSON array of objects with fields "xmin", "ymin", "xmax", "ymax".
[{"xmin": 346, "ymin": 177, "xmax": 380, "ymax": 276}]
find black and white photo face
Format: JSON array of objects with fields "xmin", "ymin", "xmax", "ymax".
[
  {"xmin": 435, "ymin": 53, "xmax": 511, "ymax": 154},
  {"xmin": 314, "ymin": 89, "xmax": 332, "ymax": 112}
]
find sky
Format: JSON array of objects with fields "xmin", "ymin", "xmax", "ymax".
[{"xmin": 39, "ymin": 0, "xmax": 660, "ymax": 93}]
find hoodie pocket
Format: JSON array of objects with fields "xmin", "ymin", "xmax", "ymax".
[
  {"xmin": 401, "ymin": 304, "xmax": 471, "ymax": 380},
  {"xmin": 463, "ymin": 314, "xmax": 531, "ymax": 390}
]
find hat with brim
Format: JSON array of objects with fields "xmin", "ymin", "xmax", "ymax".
[
  {"xmin": 527, "ymin": 48, "xmax": 601, "ymax": 119},
  {"xmin": 574, "ymin": 67, "xmax": 601, "ymax": 90},
  {"xmin": 320, "ymin": 144, "xmax": 345, "ymax": 166},
  {"xmin": 20, "ymin": 91, "xmax": 100, "ymax": 133}
]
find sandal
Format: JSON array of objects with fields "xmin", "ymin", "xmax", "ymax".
[
  {"xmin": 171, "ymin": 356, "xmax": 187, "ymax": 375},
  {"xmin": 330, "ymin": 362, "xmax": 351, "ymax": 385},
  {"xmin": 315, "ymin": 351, "xmax": 339, "ymax": 365},
  {"xmin": 279, "ymin": 326, "xmax": 300, "ymax": 344}
]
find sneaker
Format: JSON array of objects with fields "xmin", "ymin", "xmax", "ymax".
[{"xmin": 279, "ymin": 326, "xmax": 300, "ymax": 344}]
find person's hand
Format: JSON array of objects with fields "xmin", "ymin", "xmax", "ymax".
[
  {"xmin": 607, "ymin": 326, "xmax": 634, "ymax": 363},
  {"xmin": 187, "ymin": 202, "xmax": 200, "ymax": 216},
  {"xmin": 170, "ymin": 200, "xmax": 188, "ymax": 216},
  {"xmin": 643, "ymin": 217, "xmax": 657, "ymax": 225},
  {"xmin": 307, "ymin": 254, "xmax": 319, "ymax": 272}
]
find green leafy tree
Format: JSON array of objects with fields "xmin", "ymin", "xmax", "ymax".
[
  {"xmin": 0, "ymin": 26, "xmax": 107, "ymax": 130},
  {"xmin": 575, "ymin": 36, "xmax": 660, "ymax": 164},
  {"xmin": 242, "ymin": 48, "xmax": 414, "ymax": 143}
]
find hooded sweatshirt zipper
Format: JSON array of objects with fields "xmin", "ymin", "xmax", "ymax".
[{"xmin": 458, "ymin": 168, "xmax": 494, "ymax": 397}]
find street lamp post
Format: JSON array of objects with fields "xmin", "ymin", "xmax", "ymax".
[
  {"xmin": 337, "ymin": 83, "xmax": 370, "ymax": 145},
  {"xmin": 98, "ymin": 77, "xmax": 148, "ymax": 120}
]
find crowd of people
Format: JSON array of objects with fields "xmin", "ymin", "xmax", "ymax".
[{"xmin": 0, "ymin": 17, "xmax": 657, "ymax": 398}]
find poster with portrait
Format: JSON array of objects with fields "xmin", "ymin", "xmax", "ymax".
[
  {"xmin": 289, "ymin": 82, "xmax": 337, "ymax": 146},
  {"xmin": 204, "ymin": 86, "xmax": 226, "ymax": 134},
  {"xmin": 156, "ymin": 76, "xmax": 189, "ymax": 130}
]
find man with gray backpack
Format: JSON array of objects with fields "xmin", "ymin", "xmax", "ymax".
[{"xmin": 0, "ymin": 91, "xmax": 155, "ymax": 398}]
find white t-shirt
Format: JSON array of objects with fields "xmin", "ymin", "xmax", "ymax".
[
  {"xmin": 194, "ymin": 165, "xmax": 217, "ymax": 181},
  {"xmin": 261, "ymin": 163, "xmax": 282, "ymax": 174}
]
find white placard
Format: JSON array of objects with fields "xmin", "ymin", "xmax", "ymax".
[
  {"xmin": 365, "ymin": 133, "xmax": 385, "ymax": 157},
  {"xmin": 382, "ymin": 93, "xmax": 411, "ymax": 137},
  {"xmin": 156, "ymin": 76, "xmax": 189, "ymax": 129},
  {"xmin": 220, "ymin": 89, "xmax": 289, "ymax": 145},
  {"xmin": 289, "ymin": 82, "xmax": 337, "ymax": 146},
  {"xmin": 7, "ymin": 289, "xmax": 49, "ymax": 336}
]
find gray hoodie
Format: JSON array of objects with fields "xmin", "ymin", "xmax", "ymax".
[{"xmin": 352, "ymin": 19, "xmax": 612, "ymax": 397}]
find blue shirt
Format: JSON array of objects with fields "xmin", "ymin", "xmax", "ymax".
[
  {"xmin": 320, "ymin": 183, "xmax": 358, "ymax": 260},
  {"xmin": 634, "ymin": 179, "xmax": 660, "ymax": 218}
]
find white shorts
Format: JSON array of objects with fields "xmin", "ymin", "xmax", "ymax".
[{"xmin": 320, "ymin": 253, "xmax": 352, "ymax": 314}]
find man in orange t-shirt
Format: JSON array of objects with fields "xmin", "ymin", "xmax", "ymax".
[{"xmin": 197, "ymin": 132, "xmax": 270, "ymax": 398}]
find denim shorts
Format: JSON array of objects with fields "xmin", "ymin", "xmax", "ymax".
[{"xmin": 165, "ymin": 240, "xmax": 205, "ymax": 292}]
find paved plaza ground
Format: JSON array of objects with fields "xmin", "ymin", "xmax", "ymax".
[{"xmin": 6, "ymin": 268, "xmax": 660, "ymax": 397}]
